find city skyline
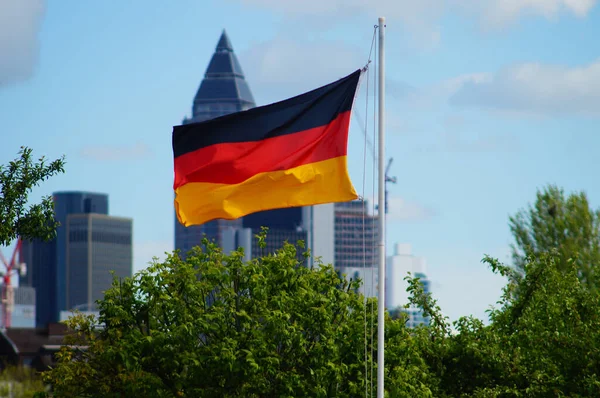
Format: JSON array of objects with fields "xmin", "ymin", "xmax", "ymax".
[
  {"xmin": 174, "ymin": 29, "xmax": 252, "ymax": 258},
  {"xmin": 173, "ymin": 32, "xmax": 380, "ymax": 302},
  {"xmin": 20, "ymin": 191, "xmax": 133, "ymax": 326},
  {"xmin": 3, "ymin": 0, "xmax": 600, "ymax": 322}
]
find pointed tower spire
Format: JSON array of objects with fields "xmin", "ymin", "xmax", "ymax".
[
  {"xmin": 186, "ymin": 29, "xmax": 255, "ymax": 124},
  {"xmin": 216, "ymin": 29, "xmax": 233, "ymax": 52}
]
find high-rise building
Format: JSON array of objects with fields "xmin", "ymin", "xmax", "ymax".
[
  {"xmin": 386, "ymin": 243, "xmax": 431, "ymax": 327},
  {"xmin": 222, "ymin": 226, "xmax": 308, "ymax": 265},
  {"xmin": 174, "ymin": 30, "xmax": 338, "ymax": 265},
  {"xmin": 174, "ymin": 30, "xmax": 256, "ymax": 258},
  {"xmin": 174, "ymin": 30, "xmax": 376, "ymax": 284},
  {"xmin": 20, "ymin": 239, "xmax": 54, "ymax": 327},
  {"xmin": 8, "ymin": 286, "xmax": 35, "ymax": 328},
  {"xmin": 65, "ymin": 213, "xmax": 132, "ymax": 310},
  {"xmin": 52, "ymin": 192, "xmax": 108, "ymax": 317},
  {"xmin": 334, "ymin": 200, "xmax": 379, "ymax": 298},
  {"xmin": 221, "ymin": 205, "xmax": 336, "ymax": 267},
  {"xmin": 20, "ymin": 192, "xmax": 132, "ymax": 326}
]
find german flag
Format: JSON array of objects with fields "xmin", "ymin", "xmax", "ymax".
[{"xmin": 173, "ymin": 69, "xmax": 362, "ymax": 227}]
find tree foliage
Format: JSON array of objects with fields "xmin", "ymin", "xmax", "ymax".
[
  {"xmin": 0, "ymin": 366, "xmax": 46, "ymax": 397},
  {"xmin": 0, "ymin": 146, "xmax": 65, "ymax": 246},
  {"xmin": 42, "ymin": 235, "xmax": 600, "ymax": 397},
  {"xmin": 509, "ymin": 184, "xmax": 600, "ymax": 288},
  {"xmin": 39, "ymin": 186, "xmax": 600, "ymax": 397},
  {"xmin": 42, "ymin": 233, "xmax": 379, "ymax": 397}
]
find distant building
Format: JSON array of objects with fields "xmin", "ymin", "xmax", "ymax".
[
  {"xmin": 386, "ymin": 243, "xmax": 431, "ymax": 327},
  {"xmin": 222, "ymin": 226, "xmax": 308, "ymax": 265},
  {"xmin": 65, "ymin": 214, "xmax": 132, "ymax": 310},
  {"xmin": 20, "ymin": 239, "xmax": 54, "ymax": 327},
  {"xmin": 174, "ymin": 30, "xmax": 377, "ymax": 283},
  {"xmin": 59, "ymin": 303, "xmax": 99, "ymax": 324},
  {"xmin": 0, "ymin": 322, "xmax": 71, "ymax": 370},
  {"xmin": 174, "ymin": 30, "xmax": 255, "ymax": 257},
  {"xmin": 174, "ymin": 30, "xmax": 340, "ymax": 266},
  {"xmin": 334, "ymin": 201, "xmax": 379, "ymax": 298},
  {"xmin": 221, "ymin": 204, "xmax": 337, "ymax": 267},
  {"xmin": 6, "ymin": 287, "xmax": 35, "ymax": 329},
  {"xmin": 20, "ymin": 192, "xmax": 131, "ymax": 327},
  {"xmin": 53, "ymin": 192, "xmax": 109, "ymax": 315}
]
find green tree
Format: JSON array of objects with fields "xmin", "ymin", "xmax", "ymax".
[
  {"xmin": 41, "ymin": 232, "xmax": 381, "ymax": 397},
  {"xmin": 0, "ymin": 366, "xmax": 46, "ymax": 397},
  {"xmin": 395, "ymin": 252, "xmax": 600, "ymax": 397},
  {"xmin": 39, "ymin": 183, "xmax": 600, "ymax": 397},
  {"xmin": 0, "ymin": 146, "xmax": 65, "ymax": 246},
  {"xmin": 509, "ymin": 184, "xmax": 600, "ymax": 288}
]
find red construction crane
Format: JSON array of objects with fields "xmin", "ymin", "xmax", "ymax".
[{"xmin": 0, "ymin": 239, "xmax": 26, "ymax": 329}]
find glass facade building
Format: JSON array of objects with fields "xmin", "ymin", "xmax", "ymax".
[
  {"xmin": 333, "ymin": 200, "xmax": 379, "ymax": 298},
  {"xmin": 334, "ymin": 201, "xmax": 379, "ymax": 269},
  {"xmin": 9, "ymin": 287, "xmax": 35, "ymax": 328},
  {"xmin": 19, "ymin": 192, "xmax": 131, "ymax": 327},
  {"xmin": 174, "ymin": 30, "xmax": 373, "ymax": 283},
  {"xmin": 20, "ymin": 238, "xmax": 55, "ymax": 327},
  {"xmin": 66, "ymin": 214, "xmax": 132, "ymax": 310},
  {"xmin": 174, "ymin": 30, "xmax": 256, "ymax": 258}
]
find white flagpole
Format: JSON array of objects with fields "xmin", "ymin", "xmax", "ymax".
[{"xmin": 376, "ymin": 16, "xmax": 386, "ymax": 398}]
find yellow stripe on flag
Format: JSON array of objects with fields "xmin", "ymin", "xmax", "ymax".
[{"xmin": 174, "ymin": 156, "xmax": 357, "ymax": 226}]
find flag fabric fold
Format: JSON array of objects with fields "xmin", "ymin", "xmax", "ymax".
[{"xmin": 173, "ymin": 69, "xmax": 362, "ymax": 227}]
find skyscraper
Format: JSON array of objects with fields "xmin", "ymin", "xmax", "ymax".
[
  {"xmin": 386, "ymin": 243, "xmax": 431, "ymax": 327},
  {"xmin": 20, "ymin": 238, "xmax": 54, "ymax": 327},
  {"xmin": 52, "ymin": 192, "xmax": 109, "ymax": 316},
  {"xmin": 175, "ymin": 30, "xmax": 256, "ymax": 258},
  {"xmin": 175, "ymin": 30, "xmax": 374, "ymax": 276},
  {"xmin": 334, "ymin": 200, "xmax": 379, "ymax": 298},
  {"xmin": 65, "ymin": 213, "xmax": 132, "ymax": 310},
  {"xmin": 20, "ymin": 192, "xmax": 132, "ymax": 326},
  {"xmin": 174, "ymin": 30, "xmax": 337, "ymax": 264}
]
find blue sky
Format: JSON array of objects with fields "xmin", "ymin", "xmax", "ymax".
[{"xmin": 2, "ymin": 0, "xmax": 600, "ymax": 322}]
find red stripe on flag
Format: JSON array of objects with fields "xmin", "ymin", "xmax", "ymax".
[{"xmin": 174, "ymin": 110, "xmax": 351, "ymax": 188}]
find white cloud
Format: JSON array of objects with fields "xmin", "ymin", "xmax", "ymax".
[
  {"xmin": 418, "ymin": 115, "xmax": 520, "ymax": 153},
  {"xmin": 406, "ymin": 73, "xmax": 491, "ymax": 109},
  {"xmin": 133, "ymin": 240, "xmax": 173, "ymax": 273},
  {"xmin": 449, "ymin": 59, "xmax": 600, "ymax": 117},
  {"xmin": 80, "ymin": 142, "xmax": 153, "ymax": 161},
  {"xmin": 463, "ymin": 0, "xmax": 597, "ymax": 27},
  {"xmin": 233, "ymin": 0, "xmax": 596, "ymax": 39},
  {"xmin": 237, "ymin": 0, "xmax": 446, "ymax": 26},
  {"xmin": 239, "ymin": 38, "xmax": 365, "ymax": 104},
  {"xmin": 0, "ymin": 0, "xmax": 45, "ymax": 86},
  {"xmin": 235, "ymin": 0, "xmax": 444, "ymax": 46}
]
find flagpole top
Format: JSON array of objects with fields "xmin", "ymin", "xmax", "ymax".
[{"xmin": 378, "ymin": 17, "xmax": 385, "ymax": 24}]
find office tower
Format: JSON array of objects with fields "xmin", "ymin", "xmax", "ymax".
[
  {"xmin": 8, "ymin": 287, "xmax": 35, "ymax": 328},
  {"xmin": 20, "ymin": 239, "xmax": 55, "ymax": 327},
  {"xmin": 333, "ymin": 200, "xmax": 379, "ymax": 298},
  {"xmin": 175, "ymin": 30, "xmax": 256, "ymax": 258},
  {"xmin": 219, "ymin": 203, "xmax": 337, "ymax": 266},
  {"xmin": 52, "ymin": 192, "xmax": 109, "ymax": 318},
  {"xmin": 20, "ymin": 192, "xmax": 131, "ymax": 326},
  {"xmin": 386, "ymin": 243, "xmax": 431, "ymax": 327},
  {"xmin": 222, "ymin": 225, "xmax": 308, "ymax": 265},
  {"xmin": 173, "ymin": 30, "xmax": 336, "ymax": 264},
  {"xmin": 176, "ymin": 30, "xmax": 377, "ymax": 274},
  {"xmin": 65, "ymin": 213, "xmax": 132, "ymax": 310}
]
